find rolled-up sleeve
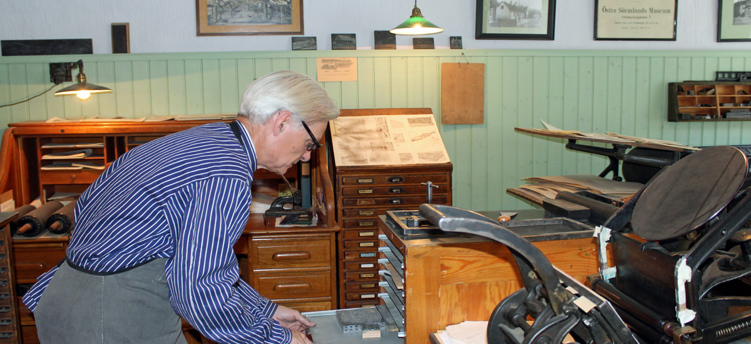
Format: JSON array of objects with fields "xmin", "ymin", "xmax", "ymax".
[{"xmin": 168, "ymin": 177, "xmax": 291, "ymax": 344}]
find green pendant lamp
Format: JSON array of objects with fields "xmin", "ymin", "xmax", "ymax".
[{"xmin": 390, "ymin": 0, "xmax": 443, "ymax": 35}]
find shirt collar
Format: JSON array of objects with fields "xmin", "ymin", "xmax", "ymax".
[{"xmin": 234, "ymin": 121, "xmax": 258, "ymax": 175}]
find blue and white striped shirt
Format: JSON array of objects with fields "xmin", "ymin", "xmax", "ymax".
[{"xmin": 22, "ymin": 121, "xmax": 292, "ymax": 344}]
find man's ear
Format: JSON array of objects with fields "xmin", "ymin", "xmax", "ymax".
[{"xmin": 271, "ymin": 110, "xmax": 293, "ymax": 136}]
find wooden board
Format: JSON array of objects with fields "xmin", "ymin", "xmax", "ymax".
[{"xmin": 440, "ymin": 63, "xmax": 485, "ymax": 125}]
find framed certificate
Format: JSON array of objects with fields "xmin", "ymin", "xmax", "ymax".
[
  {"xmin": 718, "ymin": 0, "xmax": 751, "ymax": 42},
  {"xmin": 594, "ymin": 0, "xmax": 677, "ymax": 40}
]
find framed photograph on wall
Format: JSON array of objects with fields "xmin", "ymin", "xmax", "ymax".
[
  {"xmin": 196, "ymin": 0, "xmax": 303, "ymax": 36},
  {"xmin": 718, "ymin": 0, "xmax": 751, "ymax": 42},
  {"xmin": 475, "ymin": 0, "xmax": 556, "ymax": 40},
  {"xmin": 594, "ymin": 0, "xmax": 677, "ymax": 40}
]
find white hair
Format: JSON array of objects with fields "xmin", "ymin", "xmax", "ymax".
[{"xmin": 237, "ymin": 70, "xmax": 339, "ymax": 126}]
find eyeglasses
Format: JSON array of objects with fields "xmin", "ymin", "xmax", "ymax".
[{"xmin": 300, "ymin": 120, "xmax": 322, "ymax": 151}]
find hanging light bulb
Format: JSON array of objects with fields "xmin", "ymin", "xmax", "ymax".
[{"xmin": 390, "ymin": 0, "xmax": 443, "ymax": 36}]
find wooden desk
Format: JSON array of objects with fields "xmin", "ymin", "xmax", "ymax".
[
  {"xmin": 378, "ymin": 213, "xmax": 600, "ymax": 344},
  {"xmin": 0, "ymin": 119, "xmax": 340, "ymax": 343}
]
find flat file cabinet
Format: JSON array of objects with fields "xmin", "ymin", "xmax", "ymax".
[{"xmin": 329, "ymin": 108, "xmax": 453, "ymax": 308}]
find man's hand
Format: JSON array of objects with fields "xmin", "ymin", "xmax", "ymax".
[
  {"xmin": 290, "ymin": 330, "xmax": 314, "ymax": 344},
  {"xmin": 274, "ymin": 305, "xmax": 316, "ymax": 343}
]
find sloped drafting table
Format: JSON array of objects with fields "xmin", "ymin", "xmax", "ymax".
[{"xmin": 514, "ymin": 127, "xmax": 698, "ymax": 182}]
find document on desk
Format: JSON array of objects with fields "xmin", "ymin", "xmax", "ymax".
[{"xmin": 329, "ymin": 114, "xmax": 450, "ymax": 166}]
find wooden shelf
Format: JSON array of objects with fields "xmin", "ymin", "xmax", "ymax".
[{"xmin": 668, "ymin": 81, "xmax": 751, "ymax": 122}]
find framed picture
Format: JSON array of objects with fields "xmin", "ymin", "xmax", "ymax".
[
  {"xmin": 196, "ymin": 0, "xmax": 303, "ymax": 36},
  {"xmin": 594, "ymin": 0, "xmax": 677, "ymax": 40},
  {"xmin": 475, "ymin": 0, "xmax": 556, "ymax": 40},
  {"xmin": 718, "ymin": 0, "xmax": 751, "ymax": 42},
  {"xmin": 331, "ymin": 34, "xmax": 356, "ymax": 50}
]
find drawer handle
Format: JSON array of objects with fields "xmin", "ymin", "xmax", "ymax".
[
  {"xmin": 360, "ymin": 273, "xmax": 375, "ymax": 279},
  {"xmin": 360, "ymin": 263, "xmax": 375, "ymax": 269},
  {"xmin": 0, "ymin": 332, "xmax": 12, "ymax": 339},
  {"xmin": 272, "ymin": 251, "xmax": 311, "ymax": 261},
  {"xmin": 273, "ymin": 282, "xmax": 312, "ymax": 291},
  {"xmin": 359, "ymin": 252, "xmax": 376, "ymax": 258},
  {"xmin": 357, "ymin": 189, "xmax": 374, "ymax": 194},
  {"xmin": 0, "ymin": 293, "xmax": 9, "ymax": 300},
  {"xmin": 389, "ymin": 197, "xmax": 403, "ymax": 205},
  {"xmin": 360, "ymin": 283, "xmax": 376, "ymax": 289},
  {"xmin": 0, "ymin": 319, "xmax": 10, "ymax": 326},
  {"xmin": 360, "ymin": 294, "xmax": 376, "ymax": 299},
  {"xmin": 359, "ymin": 242, "xmax": 375, "ymax": 247},
  {"xmin": 388, "ymin": 176, "xmax": 404, "ymax": 183},
  {"xmin": 357, "ymin": 178, "xmax": 374, "ymax": 184},
  {"xmin": 389, "ymin": 187, "xmax": 404, "ymax": 194},
  {"xmin": 358, "ymin": 221, "xmax": 375, "ymax": 227},
  {"xmin": 0, "ymin": 306, "xmax": 10, "ymax": 313},
  {"xmin": 358, "ymin": 231, "xmax": 375, "ymax": 237},
  {"xmin": 358, "ymin": 210, "xmax": 375, "ymax": 216}
]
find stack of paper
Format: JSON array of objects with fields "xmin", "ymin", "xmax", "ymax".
[
  {"xmin": 511, "ymin": 174, "xmax": 643, "ymax": 204},
  {"xmin": 41, "ymin": 149, "xmax": 93, "ymax": 160}
]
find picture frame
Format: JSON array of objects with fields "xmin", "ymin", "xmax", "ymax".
[
  {"xmin": 196, "ymin": 0, "xmax": 303, "ymax": 36},
  {"xmin": 718, "ymin": 0, "xmax": 751, "ymax": 42},
  {"xmin": 594, "ymin": 0, "xmax": 677, "ymax": 41},
  {"xmin": 475, "ymin": 0, "xmax": 556, "ymax": 40},
  {"xmin": 291, "ymin": 36, "xmax": 316, "ymax": 51},
  {"xmin": 331, "ymin": 34, "xmax": 356, "ymax": 50}
]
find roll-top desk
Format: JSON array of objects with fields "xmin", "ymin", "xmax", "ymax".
[{"xmin": 0, "ymin": 119, "xmax": 340, "ymax": 343}]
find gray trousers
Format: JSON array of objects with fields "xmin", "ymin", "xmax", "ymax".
[{"xmin": 33, "ymin": 258, "xmax": 187, "ymax": 344}]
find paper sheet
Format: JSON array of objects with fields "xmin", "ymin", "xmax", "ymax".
[{"xmin": 329, "ymin": 114, "xmax": 450, "ymax": 166}]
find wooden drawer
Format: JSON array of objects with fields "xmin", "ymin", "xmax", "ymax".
[
  {"xmin": 345, "ymin": 291, "xmax": 379, "ymax": 301},
  {"xmin": 340, "ymin": 174, "xmax": 449, "ymax": 185},
  {"xmin": 343, "ymin": 299, "xmax": 380, "ymax": 309},
  {"xmin": 253, "ymin": 271, "xmax": 331, "ymax": 300},
  {"xmin": 341, "ymin": 229, "xmax": 378, "ymax": 240},
  {"xmin": 341, "ymin": 195, "xmax": 448, "ymax": 207},
  {"xmin": 341, "ymin": 184, "xmax": 448, "ymax": 197},
  {"xmin": 344, "ymin": 271, "xmax": 379, "ymax": 282},
  {"xmin": 13, "ymin": 242, "xmax": 67, "ymax": 284},
  {"xmin": 342, "ymin": 208, "xmax": 390, "ymax": 218},
  {"xmin": 342, "ymin": 239, "xmax": 379, "ymax": 250},
  {"xmin": 342, "ymin": 219, "xmax": 378, "ymax": 229},
  {"xmin": 275, "ymin": 301, "xmax": 332, "ymax": 313},
  {"xmin": 343, "ymin": 249, "xmax": 378, "ymax": 261},
  {"xmin": 343, "ymin": 261, "xmax": 378, "ymax": 271},
  {"xmin": 251, "ymin": 237, "xmax": 330, "ymax": 271},
  {"xmin": 39, "ymin": 170, "xmax": 102, "ymax": 185},
  {"xmin": 344, "ymin": 281, "xmax": 379, "ymax": 291}
]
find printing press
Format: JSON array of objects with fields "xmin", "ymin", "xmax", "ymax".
[{"xmin": 409, "ymin": 145, "xmax": 751, "ymax": 344}]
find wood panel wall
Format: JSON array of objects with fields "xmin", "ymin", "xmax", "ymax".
[{"xmin": 2, "ymin": 50, "xmax": 751, "ymax": 211}]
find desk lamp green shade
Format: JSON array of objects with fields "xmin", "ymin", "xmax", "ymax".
[
  {"xmin": 54, "ymin": 60, "xmax": 112, "ymax": 100},
  {"xmin": 390, "ymin": 2, "xmax": 443, "ymax": 36}
]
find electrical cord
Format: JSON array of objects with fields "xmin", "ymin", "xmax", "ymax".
[{"xmin": 0, "ymin": 83, "xmax": 59, "ymax": 108}]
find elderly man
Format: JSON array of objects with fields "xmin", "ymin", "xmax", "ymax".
[{"xmin": 23, "ymin": 70, "xmax": 339, "ymax": 344}]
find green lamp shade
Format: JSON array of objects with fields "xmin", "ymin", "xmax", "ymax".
[{"xmin": 390, "ymin": 5, "xmax": 443, "ymax": 35}]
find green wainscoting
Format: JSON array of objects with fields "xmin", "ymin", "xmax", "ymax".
[{"xmin": 2, "ymin": 49, "xmax": 751, "ymax": 211}]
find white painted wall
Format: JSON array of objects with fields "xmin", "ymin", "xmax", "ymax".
[{"xmin": 1, "ymin": 0, "xmax": 749, "ymax": 54}]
